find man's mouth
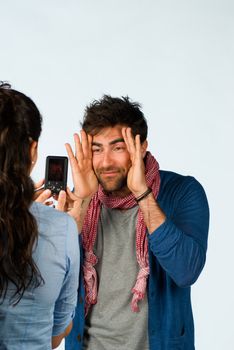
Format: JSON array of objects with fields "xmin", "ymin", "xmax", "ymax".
[{"xmin": 101, "ymin": 171, "xmax": 119, "ymax": 177}]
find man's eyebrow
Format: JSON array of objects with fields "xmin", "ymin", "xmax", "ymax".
[
  {"xmin": 109, "ymin": 138, "xmax": 125, "ymax": 145},
  {"xmin": 92, "ymin": 142, "xmax": 102, "ymax": 147},
  {"xmin": 92, "ymin": 138, "xmax": 125, "ymax": 147}
]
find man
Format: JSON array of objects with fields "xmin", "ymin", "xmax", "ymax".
[{"xmin": 65, "ymin": 95, "xmax": 209, "ymax": 350}]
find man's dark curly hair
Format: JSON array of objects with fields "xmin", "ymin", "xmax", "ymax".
[{"xmin": 81, "ymin": 95, "xmax": 148, "ymax": 142}]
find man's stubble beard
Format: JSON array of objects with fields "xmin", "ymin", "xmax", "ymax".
[{"xmin": 96, "ymin": 171, "xmax": 128, "ymax": 194}]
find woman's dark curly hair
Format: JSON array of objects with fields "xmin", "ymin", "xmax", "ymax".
[
  {"xmin": 82, "ymin": 95, "xmax": 148, "ymax": 143},
  {"xmin": 0, "ymin": 82, "xmax": 43, "ymax": 305}
]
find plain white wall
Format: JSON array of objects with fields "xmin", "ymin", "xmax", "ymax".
[{"xmin": 1, "ymin": 1, "xmax": 233, "ymax": 349}]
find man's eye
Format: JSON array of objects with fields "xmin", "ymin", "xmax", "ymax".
[
  {"xmin": 113, "ymin": 146, "xmax": 125, "ymax": 152},
  {"xmin": 92, "ymin": 148, "xmax": 101, "ymax": 153}
]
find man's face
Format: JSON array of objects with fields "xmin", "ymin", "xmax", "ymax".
[{"xmin": 91, "ymin": 125, "xmax": 132, "ymax": 194}]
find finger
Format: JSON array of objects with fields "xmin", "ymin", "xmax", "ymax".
[
  {"xmin": 74, "ymin": 133, "xmax": 84, "ymax": 161},
  {"xmin": 52, "ymin": 193, "xmax": 59, "ymax": 200},
  {"xmin": 65, "ymin": 142, "xmax": 75, "ymax": 160},
  {"xmin": 87, "ymin": 134, "xmax": 93, "ymax": 159},
  {"xmin": 135, "ymin": 134, "xmax": 142, "ymax": 157},
  {"xmin": 80, "ymin": 130, "xmax": 89, "ymax": 159},
  {"xmin": 34, "ymin": 188, "xmax": 44, "ymax": 200},
  {"xmin": 124, "ymin": 127, "xmax": 136, "ymax": 156},
  {"xmin": 65, "ymin": 191, "xmax": 74, "ymax": 210},
  {"xmin": 35, "ymin": 189, "xmax": 52, "ymax": 203},
  {"xmin": 56, "ymin": 190, "xmax": 67, "ymax": 211},
  {"xmin": 45, "ymin": 201, "xmax": 53, "ymax": 206},
  {"xmin": 34, "ymin": 187, "xmax": 45, "ymax": 195},
  {"xmin": 66, "ymin": 187, "xmax": 79, "ymax": 210},
  {"xmin": 122, "ymin": 127, "xmax": 130, "ymax": 150},
  {"xmin": 65, "ymin": 141, "xmax": 80, "ymax": 176},
  {"xmin": 34, "ymin": 179, "xmax": 45, "ymax": 191}
]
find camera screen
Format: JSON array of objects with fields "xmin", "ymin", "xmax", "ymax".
[{"xmin": 48, "ymin": 159, "xmax": 64, "ymax": 182}]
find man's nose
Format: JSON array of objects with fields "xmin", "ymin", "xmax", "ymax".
[{"xmin": 102, "ymin": 150, "xmax": 113, "ymax": 167}]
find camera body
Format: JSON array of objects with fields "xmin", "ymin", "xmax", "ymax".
[{"xmin": 45, "ymin": 156, "xmax": 68, "ymax": 195}]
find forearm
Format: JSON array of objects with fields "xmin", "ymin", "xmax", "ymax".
[
  {"xmin": 137, "ymin": 179, "xmax": 209, "ymax": 287},
  {"xmin": 73, "ymin": 196, "xmax": 92, "ymax": 232},
  {"xmin": 148, "ymin": 220, "xmax": 206, "ymax": 287},
  {"xmin": 147, "ymin": 179, "xmax": 209, "ymax": 287},
  {"xmin": 137, "ymin": 191, "xmax": 166, "ymax": 234},
  {"xmin": 52, "ymin": 321, "xmax": 73, "ymax": 349}
]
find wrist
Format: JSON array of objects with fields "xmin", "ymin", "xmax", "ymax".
[
  {"xmin": 135, "ymin": 187, "xmax": 152, "ymax": 203},
  {"xmin": 73, "ymin": 191, "xmax": 93, "ymax": 200},
  {"xmin": 132, "ymin": 185, "xmax": 148, "ymax": 198}
]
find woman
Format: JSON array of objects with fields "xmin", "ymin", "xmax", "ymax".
[{"xmin": 0, "ymin": 83, "xmax": 79, "ymax": 349}]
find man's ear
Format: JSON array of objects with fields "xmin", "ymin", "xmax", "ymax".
[{"xmin": 141, "ymin": 140, "xmax": 148, "ymax": 158}]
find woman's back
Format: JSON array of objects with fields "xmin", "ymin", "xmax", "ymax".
[
  {"xmin": 0, "ymin": 202, "xmax": 79, "ymax": 350},
  {"xmin": 0, "ymin": 84, "xmax": 80, "ymax": 349}
]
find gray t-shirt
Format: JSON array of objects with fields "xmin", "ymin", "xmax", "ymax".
[{"xmin": 83, "ymin": 205, "xmax": 149, "ymax": 350}]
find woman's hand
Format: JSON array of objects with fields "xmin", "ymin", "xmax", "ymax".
[{"xmin": 34, "ymin": 179, "xmax": 53, "ymax": 205}]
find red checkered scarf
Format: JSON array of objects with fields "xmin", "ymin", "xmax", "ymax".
[{"xmin": 81, "ymin": 151, "xmax": 160, "ymax": 315}]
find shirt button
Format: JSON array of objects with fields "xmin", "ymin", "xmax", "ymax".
[
  {"xmin": 79, "ymin": 296, "xmax": 83, "ymax": 304},
  {"xmin": 77, "ymin": 334, "xmax": 82, "ymax": 342}
]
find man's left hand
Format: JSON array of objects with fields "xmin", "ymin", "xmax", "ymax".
[{"xmin": 122, "ymin": 127, "xmax": 148, "ymax": 197}]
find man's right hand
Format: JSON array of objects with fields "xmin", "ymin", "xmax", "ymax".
[{"xmin": 65, "ymin": 130, "xmax": 98, "ymax": 199}]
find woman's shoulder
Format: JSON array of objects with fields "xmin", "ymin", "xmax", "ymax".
[{"xmin": 30, "ymin": 202, "xmax": 78, "ymax": 237}]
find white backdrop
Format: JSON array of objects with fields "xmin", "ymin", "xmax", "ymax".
[{"xmin": 1, "ymin": 1, "xmax": 234, "ymax": 349}]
